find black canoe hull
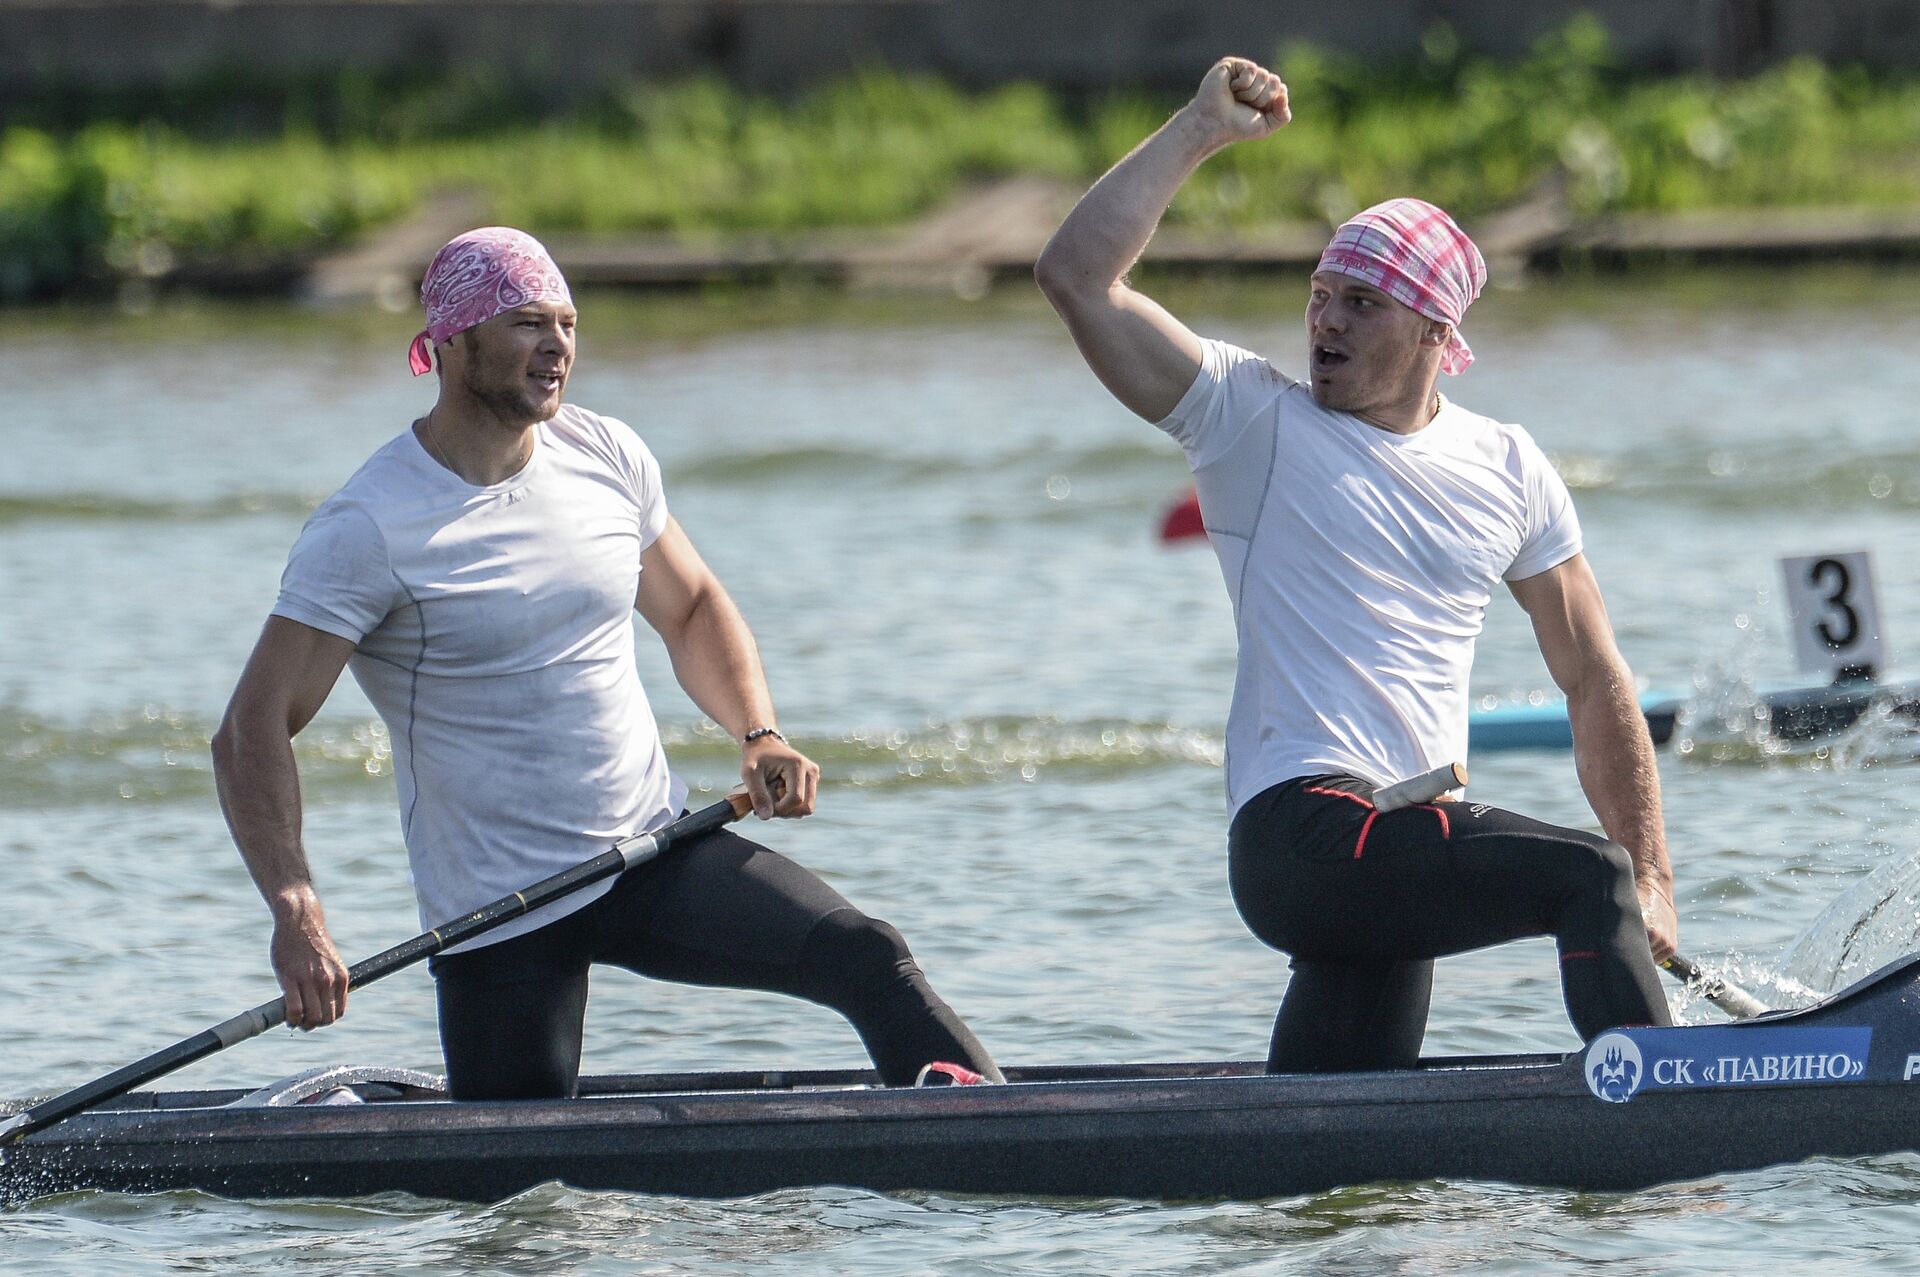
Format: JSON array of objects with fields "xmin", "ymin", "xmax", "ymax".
[
  {"xmin": 11, "ymin": 957, "xmax": 1920, "ymax": 1204},
  {"xmin": 8, "ymin": 1067, "xmax": 1918, "ymax": 1204}
]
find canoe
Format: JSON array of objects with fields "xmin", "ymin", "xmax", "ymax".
[
  {"xmin": 1469, "ymin": 677, "xmax": 1920, "ymax": 752},
  {"xmin": 7, "ymin": 955, "xmax": 1920, "ymax": 1204}
]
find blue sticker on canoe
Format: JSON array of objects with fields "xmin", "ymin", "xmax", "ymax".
[{"xmin": 1584, "ymin": 1025, "xmax": 1873, "ymax": 1103}]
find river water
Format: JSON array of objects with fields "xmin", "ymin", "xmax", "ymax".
[{"xmin": 6, "ymin": 268, "xmax": 1920, "ymax": 1272}]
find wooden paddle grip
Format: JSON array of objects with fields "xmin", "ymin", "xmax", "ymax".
[{"xmin": 1372, "ymin": 762, "xmax": 1468, "ymax": 813}]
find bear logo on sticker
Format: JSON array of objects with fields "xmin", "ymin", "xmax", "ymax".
[{"xmin": 1586, "ymin": 1032, "xmax": 1644, "ymax": 1103}]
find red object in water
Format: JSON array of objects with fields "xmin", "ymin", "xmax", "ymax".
[{"xmin": 1159, "ymin": 488, "xmax": 1205, "ymax": 543}]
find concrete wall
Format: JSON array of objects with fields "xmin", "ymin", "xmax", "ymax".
[{"xmin": 5, "ymin": 0, "xmax": 1919, "ymax": 98}]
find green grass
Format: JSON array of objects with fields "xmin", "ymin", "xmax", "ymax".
[{"xmin": 9, "ymin": 17, "xmax": 1920, "ymax": 298}]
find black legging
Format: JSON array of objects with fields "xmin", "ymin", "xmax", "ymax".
[
  {"xmin": 1228, "ymin": 774, "xmax": 1671, "ymax": 1074},
  {"xmin": 430, "ymin": 824, "xmax": 1001, "ymax": 1098}
]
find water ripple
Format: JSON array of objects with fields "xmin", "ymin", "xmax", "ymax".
[
  {"xmin": 0, "ymin": 492, "xmax": 319, "ymax": 525},
  {"xmin": 2, "ymin": 706, "xmax": 1225, "ymax": 808}
]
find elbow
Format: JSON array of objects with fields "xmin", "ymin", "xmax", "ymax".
[
  {"xmin": 1035, "ymin": 228, "xmax": 1129, "ymax": 318},
  {"xmin": 1033, "ymin": 250, "xmax": 1067, "ymax": 305},
  {"xmin": 1033, "ymin": 234, "xmax": 1084, "ymax": 307},
  {"xmin": 211, "ymin": 705, "xmax": 276, "ymax": 779},
  {"xmin": 1034, "ymin": 250, "xmax": 1100, "ymax": 320},
  {"xmin": 210, "ymin": 715, "xmax": 242, "ymax": 778}
]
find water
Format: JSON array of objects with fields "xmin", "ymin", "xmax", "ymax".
[{"xmin": 7, "ymin": 267, "xmax": 1920, "ymax": 1270}]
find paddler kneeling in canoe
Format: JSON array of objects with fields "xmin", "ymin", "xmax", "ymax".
[
  {"xmin": 1036, "ymin": 58, "xmax": 1677, "ymax": 1070},
  {"xmin": 212, "ymin": 228, "xmax": 1001, "ymax": 1096}
]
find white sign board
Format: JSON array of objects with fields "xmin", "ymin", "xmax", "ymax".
[{"xmin": 1780, "ymin": 551, "xmax": 1886, "ymax": 680}]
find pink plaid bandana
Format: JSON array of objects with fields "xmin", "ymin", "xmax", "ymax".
[
  {"xmin": 408, "ymin": 227, "xmax": 573, "ymax": 375},
  {"xmin": 1315, "ymin": 199, "xmax": 1486, "ymax": 375}
]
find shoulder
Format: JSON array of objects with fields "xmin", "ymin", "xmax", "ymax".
[
  {"xmin": 544, "ymin": 406, "xmax": 667, "ymax": 525},
  {"xmin": 1430, "ymin": 401, "xmax": 1559, "ymax": 474},
  {"xmin": 1162, "ymin": 338, "xmax": 1300, "ymax": 464},
  {"xmin": 1201, "ymin": 338, "xmax": 1298, "ymax": 393},
  {"xmin": 302, "ymin": 433, "xmax": 422, "ymax": 536},
  {"xmin": 545, "ymin": 404, "xmax": 660, "ymax": 469}
]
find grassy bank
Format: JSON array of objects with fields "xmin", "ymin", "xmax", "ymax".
[{"xmin": 7, "ymin": 17, "xmax": 1920, "ymax": 298}]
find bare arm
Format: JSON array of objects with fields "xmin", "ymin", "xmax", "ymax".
[
  {"xmin": 1034, "ymin": 57, "xmax": 1290, "ymax": 421},
  {"xmin": 636, "ymin": 516, "xmax": 818, "ymax": 820},
  {"xmin": 1509, "ymin": 554, "xmax": 1677, "ymax": 960},
  {"xmin": 211, "ymin": 617, "xmax": 357, "ymax": 1028}
]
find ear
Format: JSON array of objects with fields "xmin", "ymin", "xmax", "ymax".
[{"xmin": 1421, "ymin": 322, "xmax": 1451, "ymax": 348}]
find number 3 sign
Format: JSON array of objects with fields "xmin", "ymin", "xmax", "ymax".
[{"xmin": 1780, "ymin": 551, "xmax": 1886, "ymax": 680}]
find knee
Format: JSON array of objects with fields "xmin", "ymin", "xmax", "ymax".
[
  {"xmin": 803, "ymin": 909, "xmax": 916, "ymax": 981},
  {"xmin": 1567, "ymin": 838, "xmax": 1640, "ymax": 909},
  {"xmin": 1595, "ymin": 839, "xmax": 1636, "ymax": 888}
]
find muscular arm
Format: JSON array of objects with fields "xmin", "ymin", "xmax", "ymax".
[
  {"xmin": 1509, "ymin": 554, "xmax": 1677, "ymax": 960},
  {"xmin": 211, "ymin": 617, "xmax": 357, "ymax": 1028},
  {"xmin": 1034, "ymin": 58, "xmax": 1289, "ymax": 422},
  {"xmin": 635, "ymin": 516, "xmax": 818, "ymax": 819}
]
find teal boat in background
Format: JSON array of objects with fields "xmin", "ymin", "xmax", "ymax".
[{"xmin": 1469, "ymin": 678, "xmax": 1920, "ymax": 753}]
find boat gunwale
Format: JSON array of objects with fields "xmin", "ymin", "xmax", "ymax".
[{"xmin": 9, "ymin": 1052, "xmax": 1597, "ymax": 1152}]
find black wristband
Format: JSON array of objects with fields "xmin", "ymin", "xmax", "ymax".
[{"xmin": 742, "ymin": 726, "xmax": 786, "ymax": 746}]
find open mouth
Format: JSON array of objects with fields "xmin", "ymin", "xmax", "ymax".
[
  {"xmin": 1312, "ymin": 346, "xmax": 1349, "ymax": 371},
  {"xmin": 530, "ymin": 371, "xmax": 564, "ymax": 393}
]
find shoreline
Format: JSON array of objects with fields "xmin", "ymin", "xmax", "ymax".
[
  {"xmin": 295, "ymin": 180, "xmax": 1920, "ymax": 308},
  {"xmin": 27, "ymin": 176, "xmax": 1920, "ymax": 309}
]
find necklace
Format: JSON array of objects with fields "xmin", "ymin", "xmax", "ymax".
[
  {"xmin": 417, "ymin": 415, "xmax": 532, "ymax": 482},
  {"xmin": 417, "ymin": 417, "xmax": 455, "ymax": 474}
]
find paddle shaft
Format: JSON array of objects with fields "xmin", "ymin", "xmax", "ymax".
[
  {"xmin": 0, "ymin": 792, "xmax": 752, "ymax": 1146},
  {"xmin": 1372, "ymin": 761, "xmax": 1468, "ymax": 813},
  {"xmin": 1660, "ymin": 952, "xmax": 1770, "ymax": 1020}
]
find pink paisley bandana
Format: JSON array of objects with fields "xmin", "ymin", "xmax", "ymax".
[
  {"xmin": 1315, "ymin": 199, "xmax": 1486, "ymax": 375},
  {"xmin": 408, "ymin": 227, "xmax": 573, "ymax": 375}
]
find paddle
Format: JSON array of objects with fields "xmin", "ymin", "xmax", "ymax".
[
  {"xmin": 1660, "ymin": 953, "xmax": 1770, "ymax": 1020},
  {"xmin": 1372, "ymin": 761, "xmax": 1773, "ymax": 1020},
  {"xmin": 0, "ymin": 789, "xmax": 754, "ymax": 1146}
]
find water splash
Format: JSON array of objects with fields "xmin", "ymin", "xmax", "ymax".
[
  {"xmin": 1822, "ymin": 698, "xmax": 1920, "ymax": 771},
  {"xmin": 1669, "ymin": 672, "xmax": 1920, "ymax": 771},
  {"xmin": 1782, "ymin": 854, "xmax": 1920, "ymax": 995},
  {"xmin": 1664, "ymin": 953, "xmax": 1824, "ymax": 1019},
  {"xmin": 1669, "ymin": 671, "xmax": 1781, "ymax": 764}
]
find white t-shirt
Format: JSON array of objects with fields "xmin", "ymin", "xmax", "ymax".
[
  {"xmin": 272, "ymin": 404, "xmax": 689, "ymax": 949},
  {"xmin": 1159, "ymin": 340, "xmax": 1582, "ymax": 815}
]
